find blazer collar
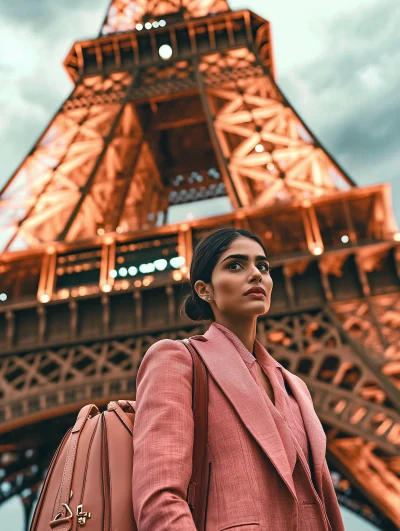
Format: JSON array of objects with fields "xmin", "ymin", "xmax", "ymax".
[
  {"xmin": 189, "ymin": 322, "xmax": 327, "ymax": 499},
  {"xmin": 210, "ymin": 322, "xmax": 281, "ymax": 371}
]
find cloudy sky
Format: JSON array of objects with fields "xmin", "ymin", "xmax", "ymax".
[
  {"xmin": 0, "ymin": 0, "xmax": 399, "ymax": 222},
  {"xmin": 0, "ymin": 0, "xmax": 398, "ymax": 528}
]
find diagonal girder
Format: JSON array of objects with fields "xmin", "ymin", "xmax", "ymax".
[{"xmin": 198, "ymin": 47, "xmax": 355, "ymax": 209}]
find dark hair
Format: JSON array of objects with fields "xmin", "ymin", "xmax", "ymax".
[{"xmin": 180, "ymin": 227, "xmax": 268, "ymax": 322}]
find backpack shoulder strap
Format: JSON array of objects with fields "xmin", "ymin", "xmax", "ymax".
[
  {"xmin": 49, "ymin": 404, "xmax": 99, "ymax": 528},
  {"xmin": 178, "ymin": 338, "xmax": 209, "ymax": 531}
]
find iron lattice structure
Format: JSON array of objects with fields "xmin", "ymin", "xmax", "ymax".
[{"xmin": 0, "ymin": 1, "xmax": 399, "ymax": 529}]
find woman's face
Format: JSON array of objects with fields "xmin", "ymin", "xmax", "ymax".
[{"xmin": 195, "ymin": 237, "xmax": 273, "ymax": 320}]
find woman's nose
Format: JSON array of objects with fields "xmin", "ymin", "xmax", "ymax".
[{"xmin": 250, "ymin": 267, "xmax": 262, "ymax": 278}]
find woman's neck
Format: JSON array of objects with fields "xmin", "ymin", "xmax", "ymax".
[{"xmin": 213, "ymin": 319, "xmax": 257, "ymax": 355}]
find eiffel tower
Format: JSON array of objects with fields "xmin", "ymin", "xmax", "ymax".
[{"xmin": 1, "ymin": 1, "xmax": 399, "ymax": 529}]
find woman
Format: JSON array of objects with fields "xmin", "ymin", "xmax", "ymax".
[{"xmin": 132, "ymin": 227, "xmax": 345, "ymax": 530}]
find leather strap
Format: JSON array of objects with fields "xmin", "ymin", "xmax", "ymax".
[
  {"xmin": 178, "ymin": 338, "xmax": 209, "ymax": 531},
  {"xmin": 49, "ymin": 404, "xmax": 99, "ymax": 527}
]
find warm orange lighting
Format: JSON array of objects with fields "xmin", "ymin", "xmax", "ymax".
[
  {"xmin": 121, "ymin": 280, "xmax": 130, "ymax": 289},
  {"xmin": 78, "ymin": 287, "xmax": 87, "ymax": 296},
  {"xmin": 104, "ymin": 235, "xmax": 114, "ymax": 245},
  {"xmin": 394, "ymin": 232, "xmax": 400, "ymax": 242},
  {"xmin": 59, "ymin": 289, "xmax": 69, "ymax": 299},
  {"xmin": 46, "ymin": 245, "xmax": 56, "ymax": 255},
  {"xmin": 172, "ymin": 271, "xmax": 183, "ymax": 281},
  {"xmin": 102, "ymin": 284, "xmax": 112, "ymax": 292},
  {"xmin": 134, "ymin": 280, "xmax": 142, "ymax": 287},
  {"xmin": 312, "ymin": 246, "xmax": 323, "ymax": 256},
  {"xmin": 39, "ymin": 294, "xmax": 50, "ymax": 303},
  {"xmin": 97, "ymin": 228, "xmax": 105, "ymax": 235},
  {"xmin": 255, "ymin": 144, "xmax": 264, "ymax": 153}
]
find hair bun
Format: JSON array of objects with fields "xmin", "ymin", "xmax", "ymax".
[{"xmin": 183, "ymin": 293, "xmax": 213, "ymax": 321}]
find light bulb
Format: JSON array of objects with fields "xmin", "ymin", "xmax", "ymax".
[{"xmin": 159, "ymin": 44, "xmax": 173, "ymax": 60}]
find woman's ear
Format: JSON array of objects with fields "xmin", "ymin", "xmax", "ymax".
[{"xmin": 194, "ymin": 280, "xmax": 209, "ymax": 299}]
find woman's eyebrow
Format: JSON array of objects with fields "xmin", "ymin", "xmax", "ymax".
[{"xmin": 221, "ymin": 254, "xmax": 269, "ymax": 264}]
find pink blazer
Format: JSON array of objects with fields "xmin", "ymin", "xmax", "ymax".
[{"xmin": 132, "ymin": 324, "xmax": 344, "ymax": 530}]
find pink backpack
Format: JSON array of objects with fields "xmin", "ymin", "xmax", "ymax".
[{"xmin": 29, "ymin": 339, "xmax": 209, "ymax": 530}]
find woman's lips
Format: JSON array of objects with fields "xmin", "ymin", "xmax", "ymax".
[{"xmin": 245, "ymin": 292, "xmax": 265, "ymax": 298}]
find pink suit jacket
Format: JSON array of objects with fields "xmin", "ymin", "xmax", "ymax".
[{"xmin": 132, "ymin": 324, "xmax": 344, "ymax": 530}]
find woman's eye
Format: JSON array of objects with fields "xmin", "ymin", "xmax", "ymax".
[{"xmin": 229, "ymin": 261, "xmax": 270, "ymax": 271}]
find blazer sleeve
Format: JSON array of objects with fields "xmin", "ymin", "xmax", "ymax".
[{"xmin": 132, "ymin": 339, "xmax": 197, "ymax": 530}]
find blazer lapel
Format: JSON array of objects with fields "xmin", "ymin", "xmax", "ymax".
[
  {"xmin": 281, "ymin": 368, "xmax": 327, "ymax": 495},
  {"xmin": 190, "ymin": 329, "xmax": 297, "ymax": 502}
]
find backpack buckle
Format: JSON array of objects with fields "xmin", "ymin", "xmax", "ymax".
[{"xmin": 77, "ymin": 504, "xmax": 92, "ymax": 526}]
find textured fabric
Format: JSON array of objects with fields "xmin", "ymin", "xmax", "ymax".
[
  {"xmin": 213, "ymin": 322, "xmax": 311, "ymax": 470},
  {"xmin": 212, "ymin": 322, "xmax": 334, "ymax": 530},
  {"xmin": 132, "ymin": 321, "xmax": 345, "ymax": 531}
]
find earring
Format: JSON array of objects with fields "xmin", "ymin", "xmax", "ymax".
[{"xmin": 205, "ymin": 296, "xmax": 211, "ymax": 302}]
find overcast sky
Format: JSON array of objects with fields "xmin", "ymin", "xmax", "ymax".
[
  {"xmin": 0, "ymin": 0, "xmax": 398, "ymax": 528},
  {"xmin": 0, "ymin": 0, "xmax": 399, "ymax": 221}
]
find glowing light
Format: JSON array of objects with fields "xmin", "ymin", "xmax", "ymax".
[
  {"xmin": 119, "ymin": 267, "xmax": 128, "ymax": 277},
  {"xmin": 341, "ymin": 235, "xmax": 350, "ymax": 243},
  {"xmin": 159, "ymin": 44, "xmax": 173, "ymax": 60},
  {"xmin": 116, "ymin": 226, "xmax": 123, "ymax": 233},
  {"xmin": 152, "ymin": 21, "xmax": 159, "ymax": 28},
  {"xmin": 394, "ymin": 232, "xmax": 400, "ymax": 242},
  {"xmin": 145, "ymin": 22, "xmax": 152, "ymax": 29},
  {"xmin": 136, "ymin": 23, "xmax": 143, "ymax": 30},
  {"xmin": 266, "ymin": 162, "xmax": 275, "ymax": 171},
  {"xmin": 128, "ymin": 266, "xmax": 138, "ymax": 276},
  {"xmin": 154, "ymin": 259, "xmax": 168, "ymax": 271},
  {"xmin": 78, "ymin": 287, "xmax": 87, "ymax": 296},
  {"xmin": 312, "ymin": 246, "xmax": 323, "ymax": 256},
  {"xmin": 102, "ymin": 284, "xmax": 112, "ymax": 293},
  {"xmin": 170, "ymin": 256, "xmax": 185, "ymax": 269},
  {"xmin": 110, "ymin": 269, "xmax": 117, "ymax": 278},
  {"xmin": 0, "ymin": 293, "xmax": 8, "ymax": 302},
  {"xmin": 255, "ymin": 144, "xmax": 264, "ymax": 153},
  {"xmin": 121, "ymin": 280, "xmax": 130, "ymax": 289},
  {"xmin": 139, "ymin": 263, "xmax": 156, "ymax": 274},
  {"xmin": 97, "ymin": 228, "xmax": 105, "ymax": 235},
  {"xmin": 40, "ymin": 294, "xmax": 50, "ymax": 303},
  {"xmin": 159, "ymin": 20, "xmax": 166, "ymax": 27},
  {"xmin": 172, "ymin": 271, "xmax": 183, "ymax": 281},
  {"xmin": 104, "ymin": 235, "xmax": 114, "ymax": 245},
  {"xmin": 46, "ymin": 245, "xmax": 56, "ymax": 254}
]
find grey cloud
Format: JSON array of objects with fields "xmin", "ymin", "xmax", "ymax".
[
  {"xmin": 279, "ymin": 0, "xmax": 400, "ymax": 198},
  {"xmin": 0, "ymin": 0, "xmax": 108, "ymax": 31}
]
